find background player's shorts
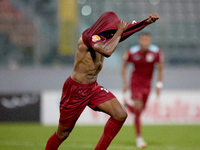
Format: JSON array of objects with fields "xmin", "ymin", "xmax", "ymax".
[
  {"xmin": 59, "ymin": 76, "xmax": 116, "ymax": 127},
  {"xmin": 130, "ymin": 86, "xmax": 150, "ymax": 108}
]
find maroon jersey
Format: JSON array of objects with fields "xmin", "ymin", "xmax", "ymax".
[
  {"xmin": 126, "ymin": 45, "xmax": 163, "ymax": 89},
  {"xmin": 82, "ymin": 11, "xmax": 150, "ymax": 48}
]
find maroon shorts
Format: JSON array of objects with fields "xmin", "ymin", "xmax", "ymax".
[
  {"xmin": 130, "ymin": 85, "xmax": 150, "ymax": 107},
  {"xmin": 59, "ymin": 76, "xmax": 116, "ymax": 127}
]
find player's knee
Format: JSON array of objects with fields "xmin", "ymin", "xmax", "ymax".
[
  {"xmin": 57, "ymin": 125, "xmax": 74, "ymax": 141},
  {"xmin": 116, "ymin": 110, "xmax": 127, "ymax": 121},
  {"xmin": 134, "ymin": 99, "xmax": 143, "ymax": 109},
  {"xmin": 134, "ymin": 104, "xmax": 143, "ymax": 110},
  {"xmin": 57, "ymin": 130, "xmax": 71, "ymax": 141}
]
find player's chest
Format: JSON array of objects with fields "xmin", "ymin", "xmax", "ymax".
[{"xmin": 131, "ymin": 52, "xmax": 155, "ymax": 64}]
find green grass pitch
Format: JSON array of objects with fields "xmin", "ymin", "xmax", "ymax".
[{"xmin": 0, "ymin": 123, "xmax": 200, "ymax": 150}]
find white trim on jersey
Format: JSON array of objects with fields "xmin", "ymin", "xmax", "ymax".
[
  {"xmin": 129, "ymin": 45, "xmax": 140, "ymax": 54},
  {"xmin": 149, "ymin": 45, "xmax": 159, "ymax": 52},
  {"xmin": 129, "ymin": 44, "xmax": 159, "ymax": 54}
]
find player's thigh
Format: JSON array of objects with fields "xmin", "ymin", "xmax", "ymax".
[{"xmin": 96, "ymin": 98, "xmax": 127, "ymax": 121}]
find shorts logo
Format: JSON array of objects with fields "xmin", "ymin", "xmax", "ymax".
[
  {"xmin": 92, "ymin": 35, "xmax": 101, "ymax": 42},
  {"xmin": 101, "ymin": 88, "xmax": 109, "ymax": 93}
]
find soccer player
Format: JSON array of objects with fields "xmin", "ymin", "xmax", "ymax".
[
  {"xmin": 121, "ymin": 32, "xmax": 164, "ymax": 148},
  {"xmin": 45, "ymin": 12, "xmax": 159, "ymax": 150}
]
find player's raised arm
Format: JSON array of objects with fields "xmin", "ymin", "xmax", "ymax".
[{"xmin": 92, "ymin": 20, "xmax": 129, "ymax": 57}]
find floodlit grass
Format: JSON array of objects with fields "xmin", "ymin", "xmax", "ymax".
[{"xmin": 0, "ymin": 123, "xmax": 200, "ymax": 150}]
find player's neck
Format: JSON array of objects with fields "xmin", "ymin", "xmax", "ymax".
[{"xmin": 140, "ymin": 49, "xmax": 148, "ymax": 53}]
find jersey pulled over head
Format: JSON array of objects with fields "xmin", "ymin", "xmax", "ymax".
[{"xmin": 82, "ymin": 11, "xmax": 150, "ymax": 48}]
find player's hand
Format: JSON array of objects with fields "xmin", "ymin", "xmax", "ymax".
[
  {"xmin": 117, "ymin": 20, "xmax": 130, "ymax": 32},
  {"xmin": 146, "ymin": 13, "xmax": 159, "ymax": 23}
]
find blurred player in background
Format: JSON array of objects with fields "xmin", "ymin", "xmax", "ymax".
[
  {"xmin": 121, "ymin": 32, "xmax": 164, "ymax": 148},
  {"xmin": 45, "ymin": 12, "xmax": 159, "ymax": 150}
]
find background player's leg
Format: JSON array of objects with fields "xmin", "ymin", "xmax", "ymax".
[
  {"xmin": 124, "ymin": 98, "xmax": 143, "ymax": 137},
  {"xmin": 94, "ymin": 98, "xmax": 127, "ymax": 150},
  {"xmin": 134, "ymin": 107, "xmax": 142, "ymax": 137},
  {"xmin": 133, "ymin": 99, "xmax": 147, "ymax": 148},
  {"xmin": 125, "ymin": 103, "xmax": 136, "ymax": 113},
  {"xmin": 133, "ymin": 99, "xmax": 143, "ymax": 137}
]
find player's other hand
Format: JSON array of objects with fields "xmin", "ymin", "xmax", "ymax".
[
  {"xmin": 117, "ymin": 20, "xmax": 130, "ymax": 32},
  {"xmin": 146, "ymin": 13, "xmax": 159, "ymax": 23}
]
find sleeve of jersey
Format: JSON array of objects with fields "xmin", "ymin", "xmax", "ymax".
[
  {"xmin": 120, "ymin": 19, "xmax": 150, "ymax": 42},
  {"xmin": 89, "ymin": 35, "xmax": 105, "ymax": 48}
]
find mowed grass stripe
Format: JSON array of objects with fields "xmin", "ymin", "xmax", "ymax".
[
  {"xmin": 0, "ymin": 123, "xmax": 200, "ymax": 150},
  {"xmin": 0, "ymin": 141, "xmax": 197, "ymax": 150}
]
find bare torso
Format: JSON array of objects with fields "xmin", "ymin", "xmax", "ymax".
[
  {"xmin": 71, "ymin": 19, "xmax": 136, "ymax": 83},
  {"xmin": 71, "ymin": 37, "xmax": 104, "ymax": 84}
]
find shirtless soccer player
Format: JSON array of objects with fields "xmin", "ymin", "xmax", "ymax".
[{"xmin": 45, "ymin": 11, "xmax": 159, "ymax": 150}]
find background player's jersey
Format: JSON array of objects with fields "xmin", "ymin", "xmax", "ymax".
[{"xmin": 126, "ymin": 44, "xmax": 163, "ymax": 88}]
